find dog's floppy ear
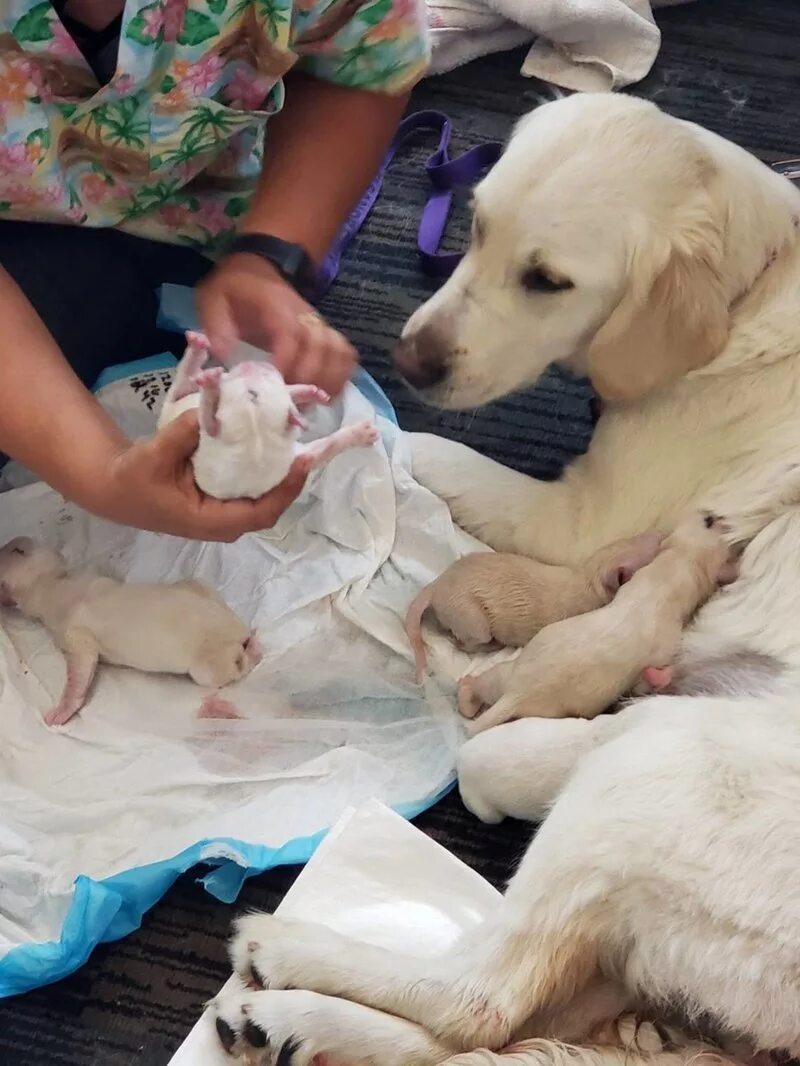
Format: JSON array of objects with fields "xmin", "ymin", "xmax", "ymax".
[{"xmin": 587, "ymin": 245, "xmax": 730, "ymax": 403}]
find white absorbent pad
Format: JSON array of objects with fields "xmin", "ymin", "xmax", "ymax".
[
  {"xmin": 170, "ymin": 799, "xmax": 502, "ymax": 1066},
  {"xmin": 0, "ymin": 371, "xmax": 487, "ymax": 997}
]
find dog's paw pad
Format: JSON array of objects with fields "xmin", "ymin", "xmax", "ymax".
[
  {"xmin": 244, "ymin": 1020, "xmax": 268, "ymax": 1048},
  {"xmin": 216, "ymin": 1016, "xmax": 237, "ymax": 1053}
]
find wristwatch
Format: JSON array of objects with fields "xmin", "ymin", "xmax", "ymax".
[{"xmin": 224, "ymin": 234, "xmax": 318, "ymax": 297}]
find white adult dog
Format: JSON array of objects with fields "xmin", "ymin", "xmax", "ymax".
[{"xmin": 212, "ymin": 96, "xmax": 800, "ymax": 1065}]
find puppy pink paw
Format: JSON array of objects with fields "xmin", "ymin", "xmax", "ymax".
[
  {"xmin": 185, "ymin": 330, "xmax": 210, "ymax": 352},
  {"xmin": 288, "ymin": 384, "xmax": 331, "ymax": 408},
  {"xmin": 457, "ymin": 676, "xmax": 483, "ymax": 719},
  {"xmin": 198, "ymin": 695, "xmax": 242, "ymax": 720},
  {"xmin": 641, "ymin": 665, "xmax": 673, "ymax": 691},
  {"xmin": 194, "ymin": 366, "xmax": 224, "ymax": 390},
  {"xmin": 351, "ymin": 421, "xmax": 379, "ymax": 447}
]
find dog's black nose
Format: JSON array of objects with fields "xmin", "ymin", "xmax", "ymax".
[{"xmin": 393, "ymin": 332, "xmax": 449, "ymax": 392}]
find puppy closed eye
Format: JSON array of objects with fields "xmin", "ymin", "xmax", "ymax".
[{"xmin": 520, "ymin": 266, "xmax": 574, "ymax": 294}]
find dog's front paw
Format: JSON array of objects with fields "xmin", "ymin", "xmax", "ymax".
[
  {"xmin": 212, "ymin": 986, "xmax": 319, "ymax": 1065},
  {"xmin": 229, "ymin": 914, "xmax": 344, "ymax": 992}
]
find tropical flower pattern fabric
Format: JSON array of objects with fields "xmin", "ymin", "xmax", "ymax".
[{"xmin": 0, "ymin": 0, "xmax": 429, "ymax": 251}]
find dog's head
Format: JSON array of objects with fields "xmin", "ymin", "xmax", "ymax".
[{"xmin": 394, "ymin": 94, "xmax": 798, "ymax": 409}]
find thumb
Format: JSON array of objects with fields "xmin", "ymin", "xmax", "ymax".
[
  {"xmin": 151, "ymin": 410, "xmax": 200, "ymax": 465},
  {"xmin": 199, "ymin": 286, "xmax": 239, "ymax": 363}
]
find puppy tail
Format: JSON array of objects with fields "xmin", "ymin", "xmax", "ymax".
[{"xmin": 405, "ymin": 586, "xmax": 432, "ymax": 684}]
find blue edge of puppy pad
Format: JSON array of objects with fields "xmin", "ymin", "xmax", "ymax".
[{"xmin": 0, "ymin": 283, "xmax": 453, "ymax": 998}]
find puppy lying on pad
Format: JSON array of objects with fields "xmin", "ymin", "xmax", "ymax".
[{"xmin": 0, "ymin": 537, "xmax": 260, "ymax": 726}]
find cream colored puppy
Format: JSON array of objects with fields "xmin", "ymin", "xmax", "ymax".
[
  {"xmin": 405, "ymin": 532, "xmax": 663, "ymax": 681},
  {"xmin": 458, "ymin": 512, "xmax": 736, "ymax": 732},
  {"xmin": 0, "ymin": 537, "xmax": 261, "ymax": 727}
]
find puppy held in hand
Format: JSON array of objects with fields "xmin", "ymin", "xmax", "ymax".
[
  {"xmin": 0, "ymin": 538, "xmax": 262, "ymax": 727},
  {"xmin": 158, "ymin": 330, "xmax": 379, "ymax": 500},
  {"xmin": 405, "ymin": 532, "xmax": 663, "ymax": 681},
  {"xmin": 459, "ymin": 511, "xmax": 737, "ymax": 733}
]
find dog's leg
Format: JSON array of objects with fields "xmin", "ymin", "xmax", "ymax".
[
  {"xmin": 457, "ymin": 716, "xmax": 617, "ymax": 824},
  {"xmin": 408, "ymin": 434, "xmax": 572, "ymax": 556},
  {"xmin": 226, "ymin": 820, "xmax": 611, "ymax": 1054},
  {"xmin": 212, "ymin": 985, "xmax": 452, "ymax": 1066},
  {"xmin": 226, "ymin": 694, "xmax": 800, "ymax": 1058}
]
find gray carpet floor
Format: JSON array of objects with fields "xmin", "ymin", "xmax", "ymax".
[{"xmin": 1, "ymin": 1, "xmax": 799, "ymax": 1062}]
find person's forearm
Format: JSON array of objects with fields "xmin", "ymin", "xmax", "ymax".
[
  {"xmin": 0, "ymin": 266, "xmax": 128, "ymax": 506},
  {"xmin": 241, "ymin": 75, "xmax": 409, "ymax": 263}
]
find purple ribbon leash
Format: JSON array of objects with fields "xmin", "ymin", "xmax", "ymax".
[
  {"xmin": 316, "ymin": 111, "xmax": 501, "ymax": 299},
  {"xmin": 317, "ymin": 114, "xmax": 797, "ymax": 301}
]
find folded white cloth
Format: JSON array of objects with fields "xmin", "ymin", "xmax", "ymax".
[
  {"xmin": 428, "ymin": 0, "xmax": 695, "ymax": 91},
  {"xmin": 169, "ymin": 800, "xmax": 501, "ymax": 1066}
]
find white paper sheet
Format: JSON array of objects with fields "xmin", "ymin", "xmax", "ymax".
[{"xmin": 169, "ymin": 800, "xmax": 501, "ymax": 1066}]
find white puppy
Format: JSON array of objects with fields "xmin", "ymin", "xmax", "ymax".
[
  {"xmin": 158, "ymin": 331, "xmax": 378, "ymax": 500},
  {"xmin": 405, "ymin": 532, "xmax": 663, "ymax": 681},
  {"xmin": 458, "ymin": 511, "xmax": 735, "ymax": 732},
  {"xmin": 0, "ymin": 537, "xmax": 261, "ymax": 726}
]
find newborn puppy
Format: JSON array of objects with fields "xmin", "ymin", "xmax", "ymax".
[
  {"xmin": 0, "ymin": 538, "xmax": 262, "ymax": 727},
  {"xmin": 158, "ymin": 331, "xmax": 379, "ymax": 500},
  {"xmin": 458, "ymin": 511, "xmax": 737, "ymax": 733},
  {"xmin": 405, "ymin": 532, "xmax": 663, "ymax": 682}
]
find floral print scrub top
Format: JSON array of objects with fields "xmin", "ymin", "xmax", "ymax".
[{"xmin": 0, "ymin": 0, "xmax": 429, "ymax": 251}]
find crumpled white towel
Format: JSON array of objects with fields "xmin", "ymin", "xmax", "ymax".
[{"xmin": 428, "ymin": 0, "xmax": 695, "ymax": 91}]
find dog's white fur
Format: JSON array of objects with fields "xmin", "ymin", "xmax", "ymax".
[
  {"xmin": 209, "ymin": 96, "xmax": 800, "ymax": 1066},
  {"xmin": 458, "ymin": 511, "xmax": 733, "ymax": 732}
]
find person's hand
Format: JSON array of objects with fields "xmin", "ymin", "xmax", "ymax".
[
  {"xmin": 197, "ymin": 254, "xmax": 357, "ymax": 398},
  {"xmin": 85, "ymin": 412, "xmax": 309, "ymax": 542}
]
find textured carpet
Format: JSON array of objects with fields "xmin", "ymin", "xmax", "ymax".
[{"xmin": 2, "ymin": 1, "xmax": 800, "ymax": 1062}]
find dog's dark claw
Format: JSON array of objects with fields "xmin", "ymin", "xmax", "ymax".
[
  {"xmin": 276, "ymin": 1036, "xmax": 302, "ymax": 1066},
  {"xmin": 244, "ymin": 1020, "xmax": 269, "ymax": 1048},
  {"xmin": 216, "ymin": 1017, "xmax": 237, "ymax": 1052},
  {"xmin": 248, "ymin": 962, "xmax": 266, "ymax": 989}
]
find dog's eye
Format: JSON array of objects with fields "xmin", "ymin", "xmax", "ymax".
[
  {"xmin": 520, "ymin": 267, "xmax": 574, "ymax": 294},
  {"xmin": 247, "ymin": 389, "xmax": 258, "ymax": 403},
  {"xmin": 703, "ymin": 512, "xmax": 717, "ymax": 529},
  {"xmin": 11, "ymin": 547, "xmax": 25, "ymax": 556}
]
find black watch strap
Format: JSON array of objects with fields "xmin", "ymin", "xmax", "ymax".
[{"xmin": 224, "ymin": 234, "xmax": 318, "ymax": 296}]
